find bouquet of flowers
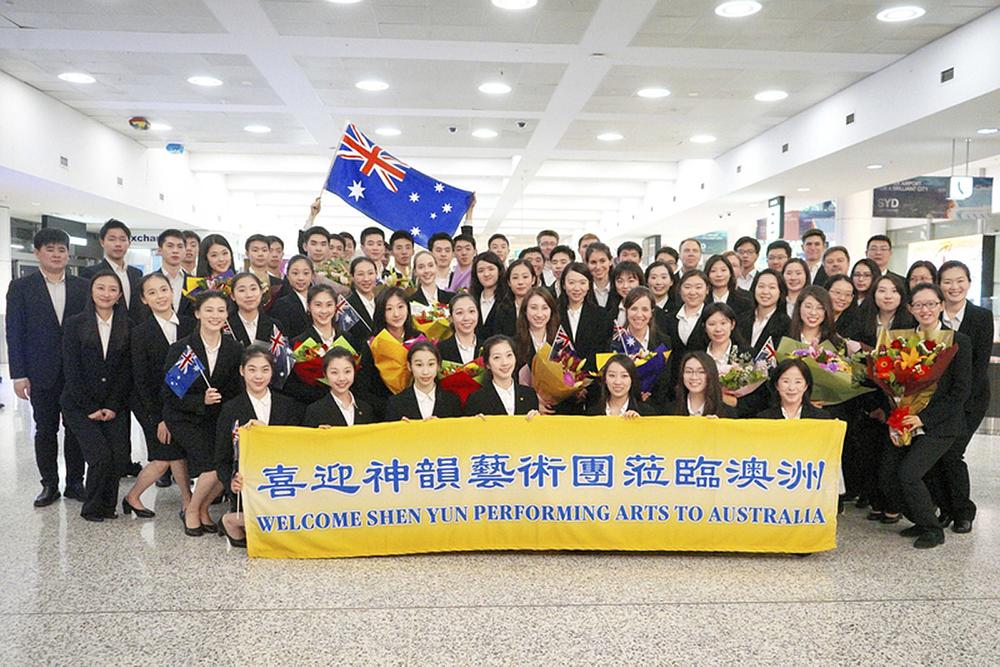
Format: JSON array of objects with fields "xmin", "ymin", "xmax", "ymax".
[
  {"xmin": 530, "ymin": 343, "xmax": 592, "ymax": 404},
  {"xmin": 776, "ymin": 337, "xmax": 874, "ymax": 405},
  {"xmin": 866, "ymin": 330, "xmax": 959, "ymax": 446},
  {"xmin": 595, "ymin": 347, "xmax": 670, "ymax": 395},
  {"xmin": 315, "ymin": 257, "xmax": 352, "ymax": 296},
  {"xmin": 369, "ymin": 331, "xmax": 429, "ymax": 394},
  {"xmin": 376, "ymin": 271, "xmax": 416, "ymax": 297},
  {"xmin": 717, "ymin": 352, "xmax": 769, "ymax": 398},
  {"xmin": 438, "ymin": 357, "xmax": 486, "ymax": 407},
  {"xmin": 411, "ymin": 301, "xmax": 453, "ymax": 342},
  {"xmin": 182, "ymin": 269, "xmax": 235, "ymax": 301},
  {"xmin": 291, "ymin": 336, "xmax": 360, "ymax": 386}
]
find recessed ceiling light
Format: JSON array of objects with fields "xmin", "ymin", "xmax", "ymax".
[
  {"xmin": 690, "ymin": 134, "xmax": 717, "ymax": 144},
  {"xmin": 327, "ymin": 0, "xmax": 364, "ymax": 4},
  {"xmin": 355, "ymin": 79, "xmax": 389, "ymax": 91},
  {"xmin": 977, "ymin": 127, "xmax": 999, "ymax": 135},
  {"xmin": 491, "ymin": 0, "xmax": 538, "ymax": 9},
  {"xmin": 58, "ymin": 72, "xmax": 95, "ymax": 84},
  {"xmin": 597, "ymin": 132, "xmax": 624, "ymax": 141},
  {"xmin": 867, "ymin": 163, "xmax": 884, "ymax": 169},
  {"xmin": 637, "ymin": 87, "xmax": 671, "ymax": 99},
  {"xmin": 797, "ymin": 187, "xmax": 811, "ymax": 192},
  {"xmin": 375, "ymin": 127, "xmax": 401, "ymax": 137},
  {"xmin": 754, "ymin": 89, "xmax": 788, "ymax": 102},
  {"xmin": 187, "ymin": 75, "xmax": 222, "ymax": 87},
  {"xmin": 472, "ymin": 128, "xmax": 498, "ymax": 139},
  {"xmin": 31, "ymin": 202, "xmax": 41, "ymax": 207},
  {"xmin": 149, "ymin": 122, "xmax": 172, "ymax": 131},
  {"xmin": 714, "ymin": 1, "xmax": 762, "ymax": 18},
  {"xmin": 876, "ymin": 6, "xmax": 926, "ymax": 22},
  {"xmin": 244, "ymin": 125, "xmax": 272, "ymax": 134},
  {"xmin": 478, "ymin": 81, "xmax": 512, "ymax": 95},
  {"xmin": 687, "ymin": 92, "xmax": 700, "ymax": 97}
]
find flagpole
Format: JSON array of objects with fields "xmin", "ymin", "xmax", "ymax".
[
  {"xmin": 199, "ymin": 368, "xmax": 212, "ymax": 389},
  {"xmin": 464, "ymin": 192, "xmax": 477, "ymax": 222},
  {"xmin": 318, "ymin": 120, "xmax": 352, "ymax": 198}
]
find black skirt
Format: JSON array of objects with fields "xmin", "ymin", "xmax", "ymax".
[
  {"xmin": 166, "ymin": 418, "xmax": 216, "ymax": 477},
  {"xmin": 143, "ymin": 423, "xmax": 185, "ymax": 462}
]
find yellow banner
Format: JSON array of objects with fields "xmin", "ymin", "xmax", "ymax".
[{"xmin": 241, "ymin": 416, "xmax": 845, "ymax": 558}]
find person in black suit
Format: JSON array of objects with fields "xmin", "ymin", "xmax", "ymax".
[
  {"xmin": 470, "ymin": 252, "xmax": 510, "ymax": 340},
  {"xmin": 227, "ymin": 272, "xmax": 279, "ymax": 347},
  {"xmin": 931, "ymin": 262, "xmax": 993, "ymax": 533},
  {"xmin": 283, "ymin": 284, "xmax": 348, "ymax": 409},
  {"xmin": 865, "ymin": 234, "xmax": 905, "ymax": 283},
  {"xmin": 131, "ymin": 229, "xmax": 192, "ymax": 324},
  {"xmin": 616, "ymin": 287, "xmax": 672, "ymax": 409},
  {"xmin": 495, "ymin": 259, "xmax": 537, "ymax": 338},
  {"xmin": 737, "ymin": 269, "xmax": 790, "ymax": 357},
  {"xmin": 465, "ymin": 335, "xmax": 540, "ymax": 417},
  {"xmin": 122, "ymin": 273, "xmax": 195, "ymax": 517},
  {"xmin": 303, "ymin": 348, "xmax": 376, "ymax": 427},
  {"xmin": 802, "ymin": 228, "xmax": 828, "ymax": 287},
  {"xmin": 559, "ymin": 262, "xmax": 612, "ymax": 373},
  {"xmin": 162, "ymin": 290, "xmax": 244, "ymax": 536},
  {"xmin": 410, "ymin": 251, "xmax": 455, "ymax": 307},
  {"xmin": 645, "ymin": 261, "xmax": 674, "ymax": 314},
  {"xmin": 5, "ymin": 228, "xmax": 89, "ymax": 507},
  {"xmin": 705, "ymin": 254, "xmax": 753, "ymax": 323},
  {"xmin": 662, "ymin": 270, "xmax": 711, "ymax": 398},
  {"xmin": 825, "ymin": 275, "xmax": 862, "ymax": 342},
  {"xmin": 385, "ymin": 341, "xmax": 462, "ymax": 421},
  {"xmin": 662, "ymin": 351, "xmax": 737, "ymax": 417},
  {"xmin": 269, "ymin": 255, "xmax": 313, "ymax": 340},
  {"xmin": 346, "ymin": 257, "xmax": 380, "ymax": 339},
  {"xmin": 882, "ymin": 284, "xmax": 972, "ymax": 549},
  {"xmin": 244, "ymin": 234, "xmax": 285, "ymax": 310},
  {"xmin": 213, "ymin": 344, "xmax": 304, "ymax": 545},
  {"xmin": 438, "ymin": 293, "xmax": 481, "ymax": 364},
  {"xmin": 79, "ymin": 219, "xmax": 144, "ymax": 321},
  {"xmin": 905, "ymin": 260, "xmax": 937, "ymax": 296},
  {"xmin": 586, "ymin": 354, "xmax": 655, "ymax": 417},
  {"xmin": 856, "ymin": 274, "xmax": 915, "ymax": 347},
  {"xmin": 60, "ymin": 270, "xmax": 132, "ymax": 522},
  {"xmin": 607, "ymin": 261, "xmax": 644, "ymax": 324},
  {"xmin": 701, "ymin": 303, "xmax": 750, "ymax": 368},
  {"xmin": 756, "ymin": 358, "xmax": 834, "ymax": 421}
]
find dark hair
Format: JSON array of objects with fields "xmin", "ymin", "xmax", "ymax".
[
  {"xmin": 328, "ymin": 232, "xmax": 345, "ymax": 248},
  {"xmin": 193, "ymin": 289, "xmax": 228, "ymax": 312},
  {"xmin": 585, "ymin": 242, "xmax": 613, "ymax": 263},
  {"xmin": 937, "ymin": 259, "xmax": 971, "ymax": 282},
  {"xmin": 470, "ymin": 251, "xmax": 510, "ymax": 303},
  {"xmin": 138, "ymin": 271, "xmax": 171, "ymax": 297},
  {"xmin": 487, "ymin": 233, "xmax": 509, "ymax": 247},
  {"xmin": 339, "ymin": 231, "xmax": 355, "ymax": 246},
  {"xmin": 306, "ymin": 283, "xmax": 339, "ymax": 308},
  {"xmin": 611, "ymin": 261, "xmax": 645, "ymax": 298},
  {"xmin": 703, "ymin": 254, "xmax": 737, "ymax": 294},
  {"xmin": 558, "ymin": 261, "xmax": 594, "ymax": 307},
  {"xmin": 907, "ymin": 282, "xmax": 945, "ymax": 305},
  {"xmin": 616, "ymin": 241, "xmax": 642, "ymax": 260},
  {"xmin": 157, "ymin": 229, "xmax": 184, "ymax": 247},
  {"xmin": 321, "ymin": 346, "xmax": 357, "ymax": 373},
  {"xmin": 301, "ymin": 226, "xmax": 330, "ymax": 254},
  {"xmin": 389, "ymin": 230, "xmax": 414, "ymax": 246},
  {"xmin": 242, "ymin": 342, "xmax": 275, "ymax": 369},
  {"xmin": 782, "ymin": 258, "xmax": 812, "ymax": 291},
  {"xmin": 503, "ymin": 259, "xmax": 538, "ymax": 305},
  {"xmin": 481, "ymin": 334, "xmax": 516, "ymax": 377},
  {"xmin": 349, "ymin": 256, "xmax": 378, "ymax": 276},
  {"xmin": 734, "ymin": 236, "xmax": 760, "ymax": 254},
  {"xmin": 824, "ymin": 274, "xmax": 856, "ymax": 302},
  {"xmin": 749, "ymin": 268, "xmax": 787, "ymax": 310},
  {"xmin": 454, "ymin": 233, "xmax": 477, "ymax": 249},
  {"xmin": 373, "ymin": 286, "xmax": 418, "ymax": 339},
  {"xmin": 285, "ymin": 254, "xmax": 313, "ymax": 277},
  {"xmin": 701, "ymin": 302, "xmax": 747, "ymax": 349},
  {"xmin": 789, "ymin": 285, "xmax": 842, "ymax": 348},
  {"xmin": 536, "ymin": 229, "xmax": 559, "ymax": 243},
  {"xmin": 448, "ymin": 292, "xmax": 478, "ymax": 318},
  {"xmin": 850, "ymin": 258, "xmax": 881, "ymax": 300},
  {"xmin": 655, "ymin": 246, "xmax": 679, "ymax": 262},
  {"xmin": 360, "ymin": 226, "xmax": 385, "ymax": 244},
  {"xmin": 859, "ymin": 273, "xmax": 911, "ymax": 339},
  {"xmin": 577, "ymin": 232, "xmax": 600, "ymax": 248},
  {"xmin": 519, "ymin": 246, "xmax": 543, "ymax": 260},
  {"xmin": 822, "ymin": 245, "xmax": 850, "ymax": 264},
  {"xmin": 514, "ymin": 286, "xmax": 559, "ymax": 365},
  {"xmin": 770, "ymin": 358, "xmax": 813, "ymax": 406},
  {"xmin": 866, "ymin": 234, "xmax": 892, "ymax": 250},
  {"xmin": 801, "ymin": 228, "xmax": 826, "ymax": 243},
  {"xmin": 99, "ymin": 218, "xmax": 131, "ymax": 240},
  {"xmin": 197, "ymin": 234, "xmax": 235, "ymax": 277},
  {"xmin": 244, "ymin": 234, "xmax": 270, "ymax": 252},
  {"xmin": 677, "ymin": 269, "xmax": 710, "ymax": 295},
  {"xmin": 644, "ymin": 260, "xmax": 674, "ymax": 285},
  {"xmin": 906, "ymin": 260, "xmax": 938, "ymax": 288},
  {"xmin": 550, "ymin": 245, "xmax": 576, "ymax": 262},
  {"xmin": 766, "ymin": 240, "xmax": 792, "ymax": 258},
  {"xmin": 599, "ymin": 354, "xmax": 641, "ymax": 408},
  {"xmin": 231, "ymin": 272, "xmax": 263, "ymax": 310},
  {"xmin": 86, "ymin": 268, "xmax": 125, "ymax": 307},
  {"xmin": 428, "ymin": 232, "xmax": 454, "ymax": 250},
  {"xmin": 674, "ymin": 351, "xmax": 724, "ymax": 416},
  {"xmin": 406, "ymin": 339, "xmax": 441, "ymax": 365},
  {"xmin": 622, "ymin": 286, "xmax": 659, "ymax": 340},
  {"xmin": 181, "ymin": 230, "xmax": 201, "ymax": 244},
  {"xmin": 267, "ymin": 235, "xmax": 284, "ymax": 249},
  {"xmin": 33, "ymin": 227, "xmax": 70, "ymax": 249}
]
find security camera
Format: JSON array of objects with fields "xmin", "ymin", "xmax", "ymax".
[
  {"xmin": 515, "ymin": 120, "xmax": 527, "ymax": 129},
  {"xmin": 447, "ymin": 126, "xmax": 458, "ymax": 134}
]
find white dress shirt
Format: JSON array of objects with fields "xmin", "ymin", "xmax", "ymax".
[
  {"xmin": 565, "ymin": 306, "xmax": 582, "ymax": 340},
  {"xmin": 655, "ymin": 295, "xmax": 670, "ymax": 311},
  {"xmin": 707, "ymin": 341, "xmax": 734, "ymax": 366},
  {"xmin": 456, "ymin": 335, "xmax": 477, "ymax": 364},
  {"xmin": 942, "ymin": 302, "xmax": 967, "ymax": 331},
  {"xmin": 435, "ymin": 273, "xmax": 452, "ymax": 291},
  {"xmin": 751, "ymin": 308, "xmax": 775, "ymax": 348},
  {"xmin": 479, "ymin": 294, "xmax": 495, "ymax": 322},
  {"xmin": 43, "ymin": 272, "xmax": 67, "ymax": 325},
  {"xmin": 161, "ymin": 267, "xmax": 186, "ymax": 313},
  {"xmin": 494, "ymin": 381, "xmax": 516, "ymax": 416},
  {"xmin": 204, "ymin": 339, "xmax": 221, "ymax": 375},
  {"xmin": 239, "ymin": 313, "xmax": 259, "ymax": 343},
  {"xmin": 616, "ymin": 302, "xmax": 627, "ymax": 326},
  {"xmin": 593, "ymin": 282, "xmax": 611, "ymax": 308},
  {"xmin": 296, "ymin": 291, "xmax": 308, "ymax": 311},
  {"xmin": 154, "ymin": 313, "xmax": 180, "ymax": 345},
  {"xmin": 630, "ymin": 327, "xmax": 650, "ymax": 352},
  {"xmin": 676, "ymin": 304, "xmax": 705, "ymax": 345},
  {"xmin": 737, "ymin": 269, "xmax": 757, "ymax": 292},
  {"xmin": 420, "ymin": 285, "xmax": 439, "ymax": 305},
  {"xmin": 414, "ymin": 386, "xmax": 436, "ymax": 420},
  {"xmin": 605, "ymin": 401, "xmax": 629, "ymax": 416},
  {"xmin": 106, "ymin": 257, "xmax": 132, "ymax": 308},
  {"xmin": 333, "ymin": 392, "xmax": 357, "ymax": 426},
  {"xmin": 318, "ymin": 328, "xmax": 336, "ymax": 349},
  {"xmin": 687, "ymin": 397, "xmax": 705, "ymax": 416},
  {"xmin": 96, "ymin": 312, "xmax": 113, "ymax": 359},
  {"xmin": 781, "ymin": 404, "xmax": 803, "ymax": 420},
  {"xmin": 248, "ymin": 390, "xmax": 272, "ymax": 425},
  {"xmin": 358, "ymin": 294, "xmax": 376, "ymax": 320}
]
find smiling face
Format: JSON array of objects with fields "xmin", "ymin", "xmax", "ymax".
[
  {"xmin": 939, "ymin": 266, "xmax": 970, "ymax": 306},
  {"xmin": 680, "ymin": 241, "xmax": 702, "ymax": 270},
  {"xmin": 708, "ymin": 261, "xmax": 731, "ymax": 290},
  {"xmin": 588, "ymin": 251, "xmax": 611, "ymax": 282},
  {"xmin": 827, "ymin": 280, "xmax": 854, "ymax": 315},
  {"xmin": 754, "ymin": 273, "xmax": 780, "ymax": 310},
  {"xmin": 409, "ymin": 348, "xmax": 439, "ymax": 389},
  {"xmin": 324, "ymin": 356, "xmax": 355, "ymax": 396},
  {"xmin": 873, "ymin": 279, "xmax": 901, "ymax": 314},
  {"xmin": 852, "ymin": 264, "xmax": 874, "ymax": 293},
  {"xmin": 233, "ymin": 276, "xmax": 262, "ymax": 313},
  {"xmin": 798, "ymin": 295, "xmax": 826, "ymax": 330},
  {"xmin": 35, "ymin": 241, "xmax": 69, "ymax": 274},
  {"xmin": 626, "ymin": 294, "xmax": 653, "ymax": 333},
  {"xmin": 776, "ymin": 365, "xmax": 808, "ymax": 405},
  {"xmin": 286, "ymin": 260, "xmax": 313, "ymax": 294},
  {"xmin": 646, "ymin": 266, "xmax": 672, "ymax": 299},
  {"xmin": 241, "ymin": 355, "xmax": 273, "ymax": 395},
  {"xmin": 908, "ymin": 287, "xmax": 944, "ymax": 327},
  {"xmin": 615, "ymin": 272, "xmax": 640, "ymax": 299},
  {"xmin": 207, "ymin": 243, "xmax": 232, "ymax": 275},
  {"xmin": 351, "ymin": 260, "xmax": 378, "ymax": 295},
  {"xmin": 141, "ymin": 275, "xmax": 173, "ymax": 316},
  {"xmin": 525, "ymin": 293, "xmax": 552, "ymax": 331},
  {"xmin": 486, "ymin": 340, "xmax": 516, "ymax": 382},
  {"xmin": 802, "ymin": 235, "xmax": 824, "ymax": 262},
  {"xmin": 604, "ymin": 361, "xmax": 632, "ymax": 400},
  {"xmin": 508, "ymin": 264, "xmax": 535, "ymax": 299},
  {"xmin": 362, "ymin": 234, "xmax": 385, "ymax": 263},
  {"xmin": 705, "ymin": 310, "xmax": 734, "ymax": 345},
  {"xmin": 101, "ymin": 227, "xmax": 130, "ymax": 263},
  {"xmin": 309, "ymin": 291, "xmax": 336, "ymax": 328},
  {"xmin": 823, "ymin": 250, "xmax": 849, "ymax": 278},
  {"xmin": 680, "ymin": 276, "xmax": 708, "ymax": 308},
  {"xmin": 538, "ymin": 234, "xmax": 557, "ymax": 259},
  {"xmin": 488, "ymin": 237, "xmax": 509, "ymax": 262},
  {"xmin": 91, "ymin": 275, "xmax": 121, "ymax": 311},
  {"xmin": 550, "ymin": 252, "xmax": 571, "ymax": 281},
  {"xmin": 414, "ymin": 252, "xmax": 437, "ymax": 287},
  {"xmin": 563, "ymin": 269, "xmax": 589, "ymax": 306},
  {"xmin": 196, "ymin": 296, "xmax": 230, "ymax": 334},
  {"xmin": 384, "ymin": 294, "xmax": 410, "ymax": 331},
  {"xmin": 783, "ymin": 262, "xmax": 807, "ymax": 292},
  {"xmin": 451, "ymin": 298, "xmax": 479, "ymax": 336},
  {"xmin": 523, "ymin": 251, "xmax": 544, "ymax": 277},
  {"xmin": 476, "ymin": 261, "xmax": 499, "ymax": 290},
  {"xmin": 682, "ymin": 357, "xmax": 707, "ymax": 394}
]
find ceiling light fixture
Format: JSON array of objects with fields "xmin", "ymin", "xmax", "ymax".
[
  {"xmin": 244, "ymin": 125, "xmax": 272, "ymax": 134},
  {"xmin": 754, "ymin": 89, "xmax": 788, "ymax": 102},
  {"xmin": 355, "ymin": 79, "xmax": 389, "ymax": 91},
  {"xmin": 867, "ymin": 163, "xmax": 884, "ymax": 169},
  {"xmin": 149, "ymin": 122, "xmax": 172, "ymax": 131},
  {"xmin": 797, "ymin": 187, "xmax": 811, "ymax": 192},
  {"xmin": 478, "ymin": 81, "xmax": 512, "ymax": 95},
  {"xmin": 690, "ymin": 134, "xmax": 717, "ymax": 144},
  {"xmin": 58, "ymin": 72, "xmax": 96, "ymax": 84},
  {"xmin": 876, "ymin": 6, "xmax": 926, "ymax": 22},
  {"xmin": 637, "ymin": 87, "xmax": 671, "ymax": 98},
  {"xmin": 714, "ymin": 1, "xmax": 762, "ymax": 18},
  {"xmin": 472, "ymin": 128, "xmax": 498, "ymax": 139},
  {"xmin": 977, "ymin": 127, "xmax": 999, "ymax": 135},
  {"xmin": 375, "ymin": 127, "xmax": 401, "ymax": 136},
  {"xmin": 327, "ymin": 0, "xmax": 364, "ymax": 4},
  {"xmin": 187, "ymin": 75, "xmax": 222, "ymax": 87},
  {"xmin": 597, "ymin": 132, "xmax": 624, "ymax": 141},
  {"xmin": 491, "ymin": 0, "xmax": 538, "ymax": 9}
]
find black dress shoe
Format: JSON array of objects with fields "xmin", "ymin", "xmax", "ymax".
[
  {"xmin": 122, "ymin": 498, "xmax": 155, "ymax": 519},
  {"xmin": 952, "ymin": 519, "xmax": 973, "ymax": 534},
  {"xmin": 914, "ymin": 529, "xmax": 945, "ymax": 549},
  {"xmin": 101, "ymin": 510, "xmax": 118, "ymax": 519},
  {"xmin": 127, "ymin": 461, "xmax": 142, "ymax": 477},
  {"xmin": 866, "ymin": 511, "xmax": 884, "ymax": 521},
  {"xmin": 63, "ymin": 482, "xmax": 86, "ymax": 501},
  {"xmin": 184, "ymin": 525, "xmax": 204, "ymax": 537},
  {"xmin": 81, "ymin": 513, "xmax": 104, "ymax": 523},
  {"xmin": 219, "ymin": 523, "xmax": 247, "ymax": 548},
  {"xmin": 854, "ymin": 496, "xmax": 870, "ymax": 509},
  {"xmin": 33, "ymin": 485, "xmax": 61, "ymax": 507},
  {"xmin": 201, "ymin": 521, "xmax": 218, "ymax": 534},
  {"xmin": 880, "ymin": 514, "xmax": 901, "ymax": 524},
  {"xmin": 937, "ymin": 512, "xmax": 953, "ymax": 529},
  {"xmin": 155, "ymin": 471, "xmax": 172, "ymax": 488},
  {"xmin": 900, "ymin": 525, "xmax": 925, "ymax": 537}
]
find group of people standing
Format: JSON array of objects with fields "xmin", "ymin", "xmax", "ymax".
[{"xmin": 5, "ymin": 216, "xmax": 990, "ymax": 551}]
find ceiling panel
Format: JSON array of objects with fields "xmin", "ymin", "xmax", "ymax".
[{"xmin": 0, "ymin": 0, "xmax": 226, "ymax": 33}]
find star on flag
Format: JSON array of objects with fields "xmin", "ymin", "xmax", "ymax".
[
  {"xmin": 409, "ymin": 192, "xmax": 420, "ymax": 203},
  {"xmin": 410, "ymin": 226, "xmax": 421, "ymax": 236},
  {"xmin": 434, "ymin": 183, "xmax": 444, "ymax": 193},
  {"xmin": 347, "ymin": 180, "xmax": 365, "ymax": 201},
  {"xmin": 430, "ymin": 212, "xmax": 437, "ymax": 219},
  {"xmin": 442, "ymin": 203, "xmax": 452, "ymax": 213}
]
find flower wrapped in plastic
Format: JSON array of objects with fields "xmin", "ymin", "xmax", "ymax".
[
  {"xmin": 438, "ymin": 357, "xmax": 486, "ymax": 408},
  {"xmin": 595, "ymin": 347, "xmax": 670, "ymax": 395},
  {"xmin": 369, "ymin": 331, "xmax": 429, "ymax": 394},
  {"xmin": 411, "ymin": 301, "xmax": 453, "ymax": 342},
  {"xmin": 182, "ymin": 269, "xmax": 235, "ymax": 301},
  {"xmin": 375, "ymin": 271, "xmax": 416, "ymax": 298},
  {"xmin": 717, "ymin": 353, "xmax": 770, "ymax": 398},
  {"xmin": 775, "ymin": 337, "xmax": 875, "ymax": 405},
  {"xmin": 315, "ymin": 257, "xmax": 352, "ymax": 296},
  {"xmin": 291, "ymin": 336, "xmax": 360, "ymax": 386},
  {"xmin": 529, "ymin": 343, "xmax": 592, "ymax": 404},
  {"xmin": 865, "ymin": 329, "xmax": 959, "ymax": 446}
]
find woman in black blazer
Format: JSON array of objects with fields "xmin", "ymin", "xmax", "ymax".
[
  {"xmin": 410, "ymin": 251, "xmax": 455, "ymax": 307},
  {"xmin": 470, "ymin": 251, "xmax": 509, "ymax": 340},
  {"xmin": 163, "ymin": 290, "xmax": 244, "ymax": 536},
  {"xmin": 615, "ymin": 287, "xmax": 673, "ymax": 409},
  {"xmin": 385, "ymin": 341, "xmax": 462, "ymax": 421},
  {"xmin": 825, "ymin": 275, "xmax": 863, "ymax": 342},
  {"xmin": 705, "ymin": 254, "xmax": 753, "ymax": 323},
  {"xmin": 213, "ymin": 344, "xmax": 304, "ymax": 544},
  {"xmin": 346, "ymin": 256, "xmax": 380, "ymax": 338},
  {"xmin": 283, "ymin": 284, "xmax": 356, "ymax": 408},
  {"xmin": 437, "ymin": 293, "xmax": 481, "ymax": 364},
  {"xmin": 857, "ymin": 274, "xmax": 915, "ymax": 347},
  {"xmin": 737, "ymin": 269, "xmax": 790, "ymax": 357},
  {"xmin": 607, "ymin": 261, "xmax": 644, "ymax": 324},
  {"xmin": 304, "ymin": 347, "xmax": 376, "ymax": 427},
  {"xmin": 227, "ymin": 272, "xmax": 279, "ymax": 347},
  {"xmin": 60, "ymin": 270, "xmax": 132, "ymax": 522},
  {"xmin": 269, "ymin": 255, "xmax": 313, "ymax": 339},
  {"xmin": 123, "ymin": 273, "xmax": 195, "ymax": 518},
  {"xmin": 881, "ymin": 283, "xmax": 972, "ymax": 549},
  {"xmin": 495, "ymin": 259, "xmax": 537, "ymax": 338},
  {"xmin": 465, "ymin": 335, "xmax": 540, "ymax": 417},
  {"xmin": 586, "ymin": 354, "xmax": 655, "ymax": 417},
  {"xmin": 662, "ymin": 351, "xmax": 737, "ymax": 418},
  {"xmin": 756, "ymin": 358, "xmax": 834, "ymax": 420},
  {"xmin": 559, "ymin": 262, "xmax": 613, "ymax": 372}
]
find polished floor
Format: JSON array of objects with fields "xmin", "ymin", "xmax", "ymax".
[{"xmin": 0, "ymin": 373, "xmax": 998, "ymax": 665}]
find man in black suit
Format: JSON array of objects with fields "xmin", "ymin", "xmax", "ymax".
[
  {"xmin": 5, "ymin": 228, "xmax": 89, "ymax": 507},
  {"xmin": 80, "ymin": 219, "xmax": 143, "ymax": 321},
  {"xmin": 866, "ymin": 234, "xmax": 905, "ymax": 282},
  {"xmin": 802, "ymin": 228, "xmax": 827, "ymax": 285}
]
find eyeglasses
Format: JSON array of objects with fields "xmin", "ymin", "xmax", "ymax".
[
  {"xmin": 829, "ymin": 290, "xmax": 854, "ymax": 299},
  {"xmin": 911, "ymin": 301, "xmax": 941, "ymax": 311},
  {"xmin": 735, "ymin": 249, "xmax": 757, "ymax": 256},
  {"xmin": 683, "ymin": 368, "xmax": 707, "ymax": 377}
]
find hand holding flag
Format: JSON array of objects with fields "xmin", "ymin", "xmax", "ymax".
[{"xmin": 165, "ymin": 344, "xmax": 210, "ymax": 398}]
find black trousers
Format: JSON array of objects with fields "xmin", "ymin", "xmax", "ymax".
[
  {"xmin": 884, "ymin": 434, "xmax": 954, "ymax": 531},
  {"xmin": 927, "ymin": 409, "xmax": 984, "ymax": 521},
  {"xmin": 63, "ymin": 409, "xmax": 128, "ymax": 518},
  {"xmin": 29, "ymin": 384, "xmax": 84, "ymax": 487}
]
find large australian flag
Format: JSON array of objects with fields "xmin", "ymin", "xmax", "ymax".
[{"xmin": 325, "ymin": 123, "xmax": 475, "ymax": 247}]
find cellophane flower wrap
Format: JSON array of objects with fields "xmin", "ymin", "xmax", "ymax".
[
  {"xmin": 594, "ymin": 347, "xmax": 670, "ymax": 395},
  {"xmin": 530, "ymin": 343, "xmax": 592, "ymax": 404},
  {"xmin": 369, "ymin": 331, "xmax": 429, "ymax": 394},
  {"xmin": 717, "ymin": 352, "xmax": 769, "ymax": 398},
  {"xmin": 438, "ymin": 357, "xmax": 486, "ymax": 407},
  {"xmin": 411, "ymin": 301, "xmax": 453, "ymax": 342},
  {"xmin": 375, "ymin": 271, "xmax": 416, "ymax": 298},
  {"xmin": 315, "ymin": 258, "xmax": 353, "ymax": 296},
  {"xmin": 183, "ymin": 269, "xmax": 235, "ymax": 301},
  {"xmin": 865, "ymin": 329, "xmax": 958, "ymax": 446},
  {"xmin": 775, "ymin": 337, "xmax": 874, "ymax": 405},
  {"xmin": 291, "ymin": 336, "xmax": 360, "ymax": 386}
]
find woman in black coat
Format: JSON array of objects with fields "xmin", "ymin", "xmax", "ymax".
[
  {"xmin": 269, "ymin": 255, "xmax": 313, "ymax": 339},
  {"xmin": 227, "ymin": 272, "xmax": 280, "ymax": 347},
  {"xmin": 410, "ymin": 250, "xmax": 455, "ymax": 307},
  {"xmin": 756, "ymin": 358, "xmax": 834, "ymax": 421},
  {"xmin": 385, "ymin": 341, "xmax": 462, "ymax": 420},
  {"xmin": 61, "ymin": 270, "xmax": 132, "ymax": 522},
  {"xmin": 163, "ymin": 290, "xmax": 244, "ymax": 536},
  {"xmin": 437, "ymin": 293, "xmax": 482, "ymax": 364},
  {"xmin": 737, "ymin": 269, "xmax": 790, "ymax": 358},
  {"xmin": 558, "ymin": 262, "xmax": 613, "ymax": 372},
  {"xmin": 705, "ymin": 254, "xmax": 754, "ymax": 323},
  {"xmin": 469, "ymin": 251, "xmax": 509, "ymax": 340},
  {"xmin": 123, "ymin": 273, "xmax": 194, "ymax": 518},
  {"xmin": 661, "ymin": 351, "xmax": 738, "ymax": 418},
  {"xmin": 465, "ymin": 335, "xmax": 540, "ymax": 416},
  {"xmin": 303, "ymin": 347, "xmax": 376, "ymax": 427},
  {"xmin": 586, "ymin": 354, "xmax": 655, "ymax": 417}
]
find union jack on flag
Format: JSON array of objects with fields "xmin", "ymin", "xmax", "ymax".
[
  {"xmin": 611, "ymin": 323, "xmax": 642, "ymax": 356},
  {"xmin": 165, "ymin": 344, "xmax": 206, "ymax": 398},
  {"xmin": 753, "ymin": 336, "xmax": 778, "ymax": 368},
  {"xmin": 333, "ymin": 294, "xmax": 363, "ymax": 332},
  {"xmin": 548, "ymin": 325, "xmax": 578, "ymax": 363},
  {"xmin": 268, "ymin": 323, "xmax": 293, "ymax": 388},
  {"xmin": 335, "ymin": 123, "xmax": 408, "ymax": 193}
]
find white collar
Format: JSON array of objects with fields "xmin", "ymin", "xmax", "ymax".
[
  {"xmin": 781, "ymin": 404, "xmax": 803, "ymax": 420},
  {"xmin": 332, "ymin": 392, "xmax": 356, "ymax": 411},
  {"xmin": 155, "ymin": 312, "xmax": 180, "ymax": 326}
]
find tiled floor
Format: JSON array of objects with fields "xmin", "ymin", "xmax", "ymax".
[{"xmin": 0, "ymin": 374, "xmax": 997, "ymax": 665}]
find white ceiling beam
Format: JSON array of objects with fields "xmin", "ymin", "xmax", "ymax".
[{"xmin": 615, "ymin": 47, "xmax": 900, "ymax": 73}]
